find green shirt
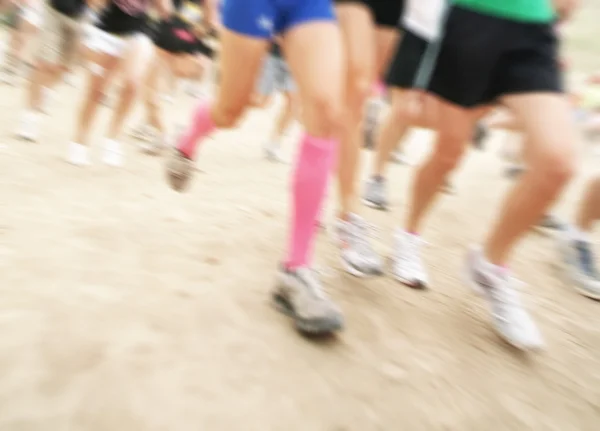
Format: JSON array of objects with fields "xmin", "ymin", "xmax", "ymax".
[{"xmin": 453, "ymin": 0, "xmax": 555, "ymax": 23}]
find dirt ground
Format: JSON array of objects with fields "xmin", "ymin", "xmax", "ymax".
[{"xmin": 2, "ymin": 5, "xmax": 600, "ymax": 431}]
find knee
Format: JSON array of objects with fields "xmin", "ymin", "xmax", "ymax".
[
  {"xmin": 121, "ymin": 78, "xmax": 140, "ymax": 97},
  {"xmin": 347, "ymin": 71, "xmax": 372, "ymax": 112},
  {"xmin": 531, "ymin": 145, "xmax": 577, "ymax": 190},
  {"xmin": 305, "ymin": 93, "xmax": 344, "ymax": 136},
  {"xmin": 430, "ymin": 134, "xmax": 469, "ymax": 172}
]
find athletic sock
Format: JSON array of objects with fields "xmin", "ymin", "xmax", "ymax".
[
  {"xmin": 285, "ymin": 134, "xmax": 338, "ymax": 269},
  {"xmin": 177, "ymin": 101, "xmax": 216, "ymax": 159}
]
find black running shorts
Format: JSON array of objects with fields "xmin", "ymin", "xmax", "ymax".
[
  {"xmin": 334, "ymin": 0, "xmax": 403, "ymax": 28},
  {"xmin": 387, "ymin": 6, "xmax": 563, "ymax": 107},
  {"xmin": 385, "ymin": 30, "xmax": 428, "ymax": 89}
]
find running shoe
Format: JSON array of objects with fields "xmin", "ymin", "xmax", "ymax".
[
  {"xmin": 16, "ymin": 110, "xmax": 39, "ymax": 142},
  {"xmin": 390, "ymin": 150, "xmax": 413, "ymax": 165},
  {"xmin": 272, "ymin": 266, "xmax": 344, "ymax": 335},
  {"xmin": 464, "ymin": 247, "xmax": 543, "ymax": 351},
  {"xmin": 363, "ymin": 176, "xmax": 389, "ymax": 211},
  {"xmin": 165, "ymin": 147, "xmax": 194, "ymax": 192},
  {"xmin": 264, "ymin": 143, "xmax": 286, "ymax": 163},
  {"xmin": 441, "ymin": 179, "xmax": 456, "ymax": 195},
  {"xmin": 534, "ymin": 214, "xmax": 564, "ymax": 234},
  {"xmin": 392, "ymin": 230, "xmax": 429, "ymax": 289},
  {"xmin": 142, "ymin": 134, "xmax": 166, "ymax": 156},
  {"xmin": 504, "ymin": 164, "xmax": 526, "ymax": 179},
  {"xmin": 472, "ymin": 123, "xmax": 488, "ymax": 150},
  {"xmin": 557, "ymin": 229, "xmax": 600, "ymax": 300},
  {"xmin": 102, "ymin": 139, "xmax": 124, "ymax": 167},
  {"xmin": 66, "ymin": 142, "xmax": 90, "ymax": 166},
  {"xmin": 334, "ymin": 214, "xmax": 383, "ymax": 277}
]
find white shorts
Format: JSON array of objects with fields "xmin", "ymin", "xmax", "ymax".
[{"xmin": 84, "ymin": 25, "xmax": 148, "ymax": 57}]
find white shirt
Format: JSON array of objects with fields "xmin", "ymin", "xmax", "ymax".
[{"xmin": 402, "ymin": 0, "xmax": 448, "ymax": 41}]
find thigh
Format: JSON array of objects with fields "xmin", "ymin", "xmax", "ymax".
[
  {"xmin": 336, "ymin": 1, "xmax": 376, "ymax": 86},
  {"xmin": 36, "ymin": 5, "xmax": 62, "ymax": 64},
  {"xmin": 61, "ymin": 19, "xmax": 82, "ymax": 67},
  {"xmin": 215, "ymin": 28, "xmax": 269, "ymax": 110},
  {"xmin": 374, "ymin": 26, "xmax": 400, "ymax": 80},
  {"xmin": 282, "ymin": 20, "xmax": 344, "ymax": 132},
  {"xmin": 121, "ymin": 34, "xmax": 155, "ymax": 82}
]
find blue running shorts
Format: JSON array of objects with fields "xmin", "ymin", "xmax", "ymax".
[{"xmin": 221, "ymin": 0, "xmax": 335, "ymax": 39}]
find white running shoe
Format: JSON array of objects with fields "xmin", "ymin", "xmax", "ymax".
[
  {"xmin": 40, "ymin": 87, "xmax": 56, "ymax": 114},
  {"xmin": 334, "ymin": 214, "xmax": 383, "ymax": 277},
  {"xmin": 67, "ymin": 142, "xmax": 90, "ymax": 166},
  {"xmin": 392, "ymin": 230, "xmax": 429, "ymax": 288},
  {"xmin": 16, "ymin": 110, "xmax": 39, "ymax": 142},
  {"xmin": 264, "ymin": 143, "xmax": 286, "ymax": 163},
  {"xmin": 464, "ymin": 247, "xmax": 544, "ymax": 351},
  {"xmin": 102, "ymin": 139, "xmax": 124, "ymax": 167}
]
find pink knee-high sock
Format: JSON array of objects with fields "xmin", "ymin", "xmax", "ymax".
[
  {"xmin": 285, "ymin": 134, "xmax": 337, "ymax": 270},
  {"xmin": 177, "ymin": 101, "xmax": 216, "ymax": 159}
]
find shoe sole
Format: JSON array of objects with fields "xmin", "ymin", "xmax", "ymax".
[
  {"xmin": 361, "ymin": 198, "xmax": 388, "ymax": 211},
  {"xmin": 272, "ymin": 292, "xmax": 343, "ymax": 335}
]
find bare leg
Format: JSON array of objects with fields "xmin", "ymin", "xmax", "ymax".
[
  {"xmin": 483, "ymin": 94, "xmax": 577, "ymax": 264},
  {"xmin": 575, "ymin": 175, "xmax": 600, "ymax": 232}
]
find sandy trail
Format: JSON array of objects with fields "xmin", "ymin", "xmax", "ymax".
[{"xmin": 2, "ymin": 6, "xmax": 600, "ymax": 429}]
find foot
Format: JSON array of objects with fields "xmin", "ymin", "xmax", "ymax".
[
  {"xmin": 16, "ymin": 110, "xmax": 39, "ymax": 142},
  {"xmin": 143, "ymin": 133, "xmax": 166, "ymax": 156},
  {"xmin": 165, "ymin": 146, "xmax": 195, "ymax": 192},
  {"xmin": 534, "ymin": 214, "xmax": 564, "ymax": 235},
  {"xmin": 392, "ymin": 230, "xmax": 429, "ymax": 289},
  {"xmin": 504, "ymin": 164, "xmax": 526, "ymax": 179},
  {"xmin": 465, "ymin": 247, "xmax": 543, "ymax": 351},
  {"xmin": 264, "ymin": 144, "xmax": 286, "ymax": 163},
  {"xmin": 441, "ymin": 179, "xmax": 456, "ymax": 195},
  {"xmin": 390, "ymin": 150, "xmax": 413, "ymax": 166},
  {"xmin": 40, "ymin": 87, "xmax": 56, "ymax": 115},
  {"xmin": 334, "ymin": 213, "xmax": 383, "ymax": 277},
  {"xmin": 363, "ymin": 176, "xmax": 389, "ymax": 211},
  {"xmin": 0, "ymin": 67, "xmax": 16, "ymax": 86},
  {"xmin": 272, "ymin": 266, "xmax": 344, "ymax": 335},
  {"xmin": 102, "ymin": 139, "xmax": 124, "ymax": 167},
  {"xmin": 558, "ymin": 229, "xmax": 600, "ymax": 300},
  {"xmin": 472, "ymin": 123, "xmax": 488, "ymax": 150},
  {"xmin": 67, "ymin": 142, "xmax": 90, "ymax": 166}
]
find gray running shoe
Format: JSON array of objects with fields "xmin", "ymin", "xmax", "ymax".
[
  {"xmin": 534, "ymin": 214, "xmax": 564, "ymax": 234},
  {"xmin": 464, "ymin": 247, "xmax": 543, "ymax": 351},
  {"xmin": 441, "ymin": 179, "xmax": 456, "ymax": 195},
  {"xmin": 272, "ymin": 266, "xmax": 344, "ymax": 335},
  {"xmin": 334, "ymin": 214, "xmax": 383, "ymax": 277},
  {"xmin": 557, "ymin": 229, "xmax": 600, "ymax": 300},
  {"xmin": 363, "ymin": 176, "xmax": 389, "ymax": 211},
  {"xmin": 165, "ymin": 147, "xmax": 195, "ymax": 192}
]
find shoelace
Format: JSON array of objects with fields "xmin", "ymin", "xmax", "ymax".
[{"xmin": 295, "ymin": 267, "xmax": 327, "ymax": 301}]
